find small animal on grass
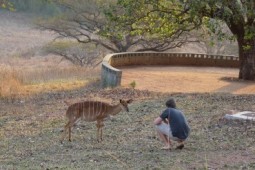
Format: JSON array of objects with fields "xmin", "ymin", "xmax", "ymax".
[{"xmin": 61, "ymin": 99, "xmax": 133, "ymax": 142}]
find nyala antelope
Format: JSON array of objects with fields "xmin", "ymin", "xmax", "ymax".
[{"xmin": 61, "ymin": 99, "xmax": 133, "ymax": 142}]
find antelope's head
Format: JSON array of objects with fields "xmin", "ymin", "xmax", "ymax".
[{"xmin": 120, "ymin": 99, "xmax": 133, "ymax": 112}]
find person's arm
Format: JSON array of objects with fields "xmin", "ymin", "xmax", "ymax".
[
  {"xmin": 163, "ymin": 118, "xmax": 169, "ymax": 124},
  {"xmin": 154, "ymin": 117, "xmax": 163, "ymax": 125},
  {"xmin": 154, "ymin": 109, "xmax": 170, "ymax": 125}
]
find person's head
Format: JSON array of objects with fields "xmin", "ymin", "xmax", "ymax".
[{"xmin": 165, "ymin": 98, "xmax": 176, "ymax": 108}]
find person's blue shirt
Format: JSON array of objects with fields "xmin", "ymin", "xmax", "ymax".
[{"xmin": 160, "ymin": 108, "xmax": 190, "ymax": 140}]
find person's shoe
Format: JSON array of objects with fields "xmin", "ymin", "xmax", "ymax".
[{"xmin": 176, "ymin": 144, "xmax": 184, "ymax": 150}]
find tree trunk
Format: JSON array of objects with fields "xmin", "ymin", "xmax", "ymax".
[{"xmin": 238, "ymin": 39, "xmax": 255, "ymax": 80}]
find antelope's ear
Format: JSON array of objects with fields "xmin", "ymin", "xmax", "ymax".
[{"xmin": 127, "ymin": 99, "xmax": 133, "ymax": 104}]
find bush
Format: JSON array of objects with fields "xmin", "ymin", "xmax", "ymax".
[{"xmin": 42, "ymin": 41, "xmax": 102, "ymax": 67}]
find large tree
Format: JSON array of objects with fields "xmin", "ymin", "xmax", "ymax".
[
  {"xmin": 113, "ymin": 0, "xmax": 255, "ymax": 80},
  {"xmin": 36, "ymin": 0, "xmax": 199, "ymax": 53},
  {"xmin": 105, "ymin": 0, "xmax": 202, "ymax": 51},
  {"xmin": 187, "ymin": 0, "xmax": 255, "ymax": 80}
]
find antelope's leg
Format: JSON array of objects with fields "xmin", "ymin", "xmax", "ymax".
[
  {"xmin": 68, "ymin": 126, "xmax": 71, "ymax": 142},
  {"xmin": 100, "ymin": 122, "xmax": 104, "ymax": 141},
  {"xmin": 96, "ymin": 120, "xmax": 104, "ymax": 142},
  {"xmin": 96, "ymin": 121, "xmax": 101, "ymax": 142},
  {"xmin": 68, "ymin": 118, "xmax": 79, "ymax": 142},
  {"xmin": 61, "ymin": 117, "xmax": 79, "ymax": 142},
  {"xmin": 60, "ymin": 121, "xmax": 71, "ymax": 143}
]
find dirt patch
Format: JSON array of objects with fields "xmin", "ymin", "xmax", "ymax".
[{"xmin": 120, "ymin": 66, "xmax": 255, "ymax": 94}]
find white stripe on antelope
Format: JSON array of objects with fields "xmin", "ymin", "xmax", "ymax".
[{"xmin": 61, "ymin": 99, "xmax": 133, "ymax": 142}]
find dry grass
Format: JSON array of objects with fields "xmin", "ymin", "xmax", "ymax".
[
  {"xmin": 0, "ymin": 89, "xmax": 254, "ymax": 169},
  {"xmin": 0, "ymin": 66, "xmax": 23, "ymax": 97},
  {"xmin": 0, "ymin": 66, "xmax": 100, "ymax": 97}
]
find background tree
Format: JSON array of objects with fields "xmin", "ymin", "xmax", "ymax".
[
  {"xmin": 43, "ymin": 41, "xmax": 102, "ymax": 67},
  {"xmin": 194, "ymin": 22, "xmax": 238, "ymax": 55},
  {"xmin": 105, "ymin": 0, "xmax": 201, "ymax": 52},
  {"xmin": 36, "ymin": 0, "xmax": 200, "ymax": 54},
  {"xmin": 113, "ymin": 0, "xmax": 255, "ymax": 80}
]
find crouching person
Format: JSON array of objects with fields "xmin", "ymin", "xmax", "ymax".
[{"xmin": 154, "ymin": 98, "xmax": 190, "ymax": 150}]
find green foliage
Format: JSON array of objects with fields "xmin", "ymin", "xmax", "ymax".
[
  {"xmin": 129, "ymin": 80, "xmax": 136, "ymax": 89},
  {"xmin": 186, "ymin": 0, "xmax": 255, "ymax": 48},
  {"xmin": 203, "ymin": 18, "xmax": 235, "ymax": 43},
  {"xmin": 10, "ymin": 0, "xmax": 60, "ymax": 16},
  {"xmin": 114, "ymin": 0, "xmax": 255, "ymax": 56},
  {"xmin": 242, "ymin": 45, "xmax": 252, "ymax": 51},
  {"xmin": 244, "ymin": 26, "xmax": 255, "ymax": 41},
  {"xmin": 0, "ymin": 0, "xmax": 15, "ymax": 11},
  {"xmin": 106, "ymin": 0, "xmax": 198, "ymax": 40}
]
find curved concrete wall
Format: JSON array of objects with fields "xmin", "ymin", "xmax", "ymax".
[
  {"xmin": 101, "ymin": 54, "xmax": 122, "ymax": 88},
  {"xmin": 101, "ymin": 52, "xmax": 239, "ymax": 88}
]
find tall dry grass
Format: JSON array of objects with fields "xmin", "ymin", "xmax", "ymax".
[
  {"xmin": 0, "ymin": 65, "xmax": 100, "ymax": 97},
  {"xmin": 0, "ymin": 66, "xmax": 22, "ymax": 97}
]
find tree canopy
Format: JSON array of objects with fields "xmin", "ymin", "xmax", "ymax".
[
  {"xmin": 185, "ymin": 0, "xmax": 255, "ymax": 79},
  {"xmin": 37, "ymin": 0, "xmax": 200, "ymax": 54},
  {"xmin": 105, "ymin": 0, "xmax": 202, "ymax": 51},
  {"xmin": 111, "ymin": 0, "xmax": 255, "ymax": 80}
]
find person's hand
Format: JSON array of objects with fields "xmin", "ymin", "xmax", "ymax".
[{"xmin": 154, "ymin": 117, "xmax": 163, "ymax": 125}]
